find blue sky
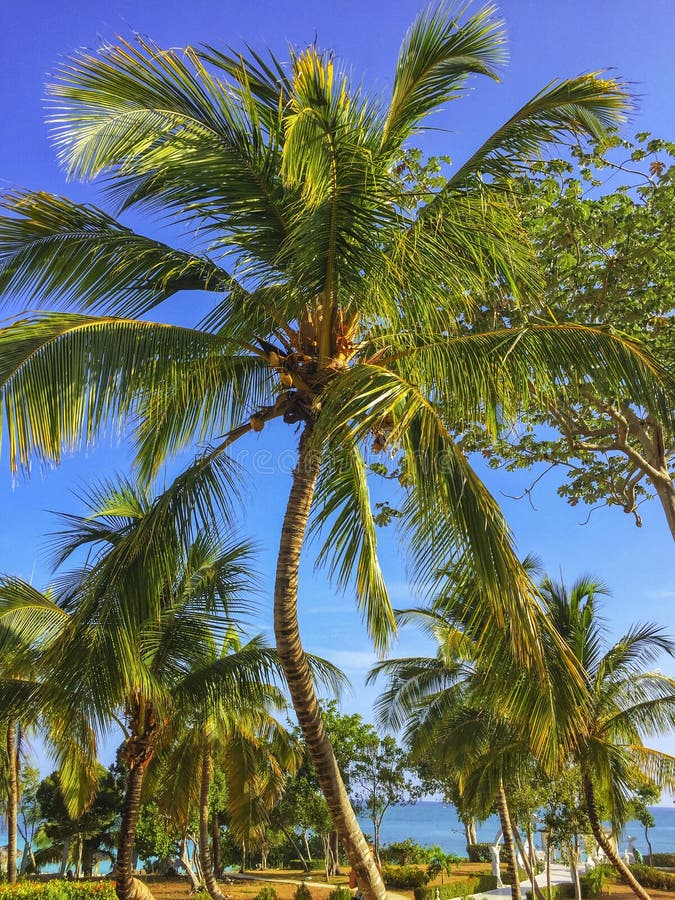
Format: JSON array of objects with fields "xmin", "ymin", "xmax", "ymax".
[{"xmin": 0, "ymin": 0, "xmax": 674, "ymax": 771}]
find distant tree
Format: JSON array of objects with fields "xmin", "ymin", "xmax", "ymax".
[
  {"xmin": 631, "ymin": 781, "xmax": 660, "ymax": 865},
  {"xmin": 134, "ymin": 802, "xmax": 177, "ymax": 871},
  {"xmin": 36, "ymin": 768, "xmax": 122, "ymax": 877},
  {"xmin": 17, "ymin": 766, "xmax": 42, "ymax": 875},
  {"xmin": 351, "ymin": 735, "xmax": 419, "ymax": 863}
]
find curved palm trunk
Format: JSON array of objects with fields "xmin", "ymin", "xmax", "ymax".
[
  {"xmin": 496, "ymin": 783, "xmax": 522, "ymax": 900},
  {"xmin": 6, "ymin": 720, "xmax": 18, "ymax": 884},
  {"xmin": 115, "ymin": 757, "xmax": 155, "ymax": 900},
  {"xmin": 199, "ymin": 747, "xmax": 228, "ymax": 900},
  {"xmin": 273, "ymin": 426, "xmax": 386, "ymax": 900},
  {"xmin": 582, "ymin": 772, "xmax": 650, "ymax": 900}
]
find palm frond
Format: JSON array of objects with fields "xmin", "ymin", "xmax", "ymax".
[
  {"xmin": 0, "ymin": 190, "xmax": 238, "ymax": 317},
  {"xmin": 441, "ymin": 72, "xmax": 631, "ymax": 188},
  {"xmin": 382, "ymin": 1, "xmax": 505, "ymax": 148},
  {"xmin": 310, "ymin": 441, "xmax": 394, "ymax": 652}
]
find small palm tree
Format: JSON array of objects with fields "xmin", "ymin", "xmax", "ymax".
[
  {"xmin": 1, "ymin": 6, "xmax": 673, "ymax": 897},
  {"xmin": 541, "ymin": 576, "xmax": 675, "ymax": 900},
  {"xmin": 370, "ymin": 600, "xmax": 534, "ymax": 900},
  {"xmin": 148, "ymin": 631, "xmax": 302, "ymax": 900},
  {"xmin": 0, "ymin": 578, "xmax": 72, "ymax": 883}
]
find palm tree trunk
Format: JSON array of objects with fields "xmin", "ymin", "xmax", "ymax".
[
  {"xmin": 6, "ymin": 720, "xmax": 18, "ymax": 884},
  {"xmin": 199, "ymin": 747, "xmax": 228, "ymax": 900},
  {"xmin": 513, "ymin": 825, "xmax": 544, "ymax": 900},
  {"xmin": 273, "ymin": 425, "xmax": 386, "ymax": 900},
  {"xmin": 115, "ymin": 757, "xmax": 155, "ymax": 900},
  {"xmin": 211, "ymin": 815, "xmax": 222, "ymax": 877},
  {"xmin": 60, "ymin": 836, "xmax": 72, "ymax": 877},
  {"xmin": 496, "ymin": 783, "xmax": 522, "ymax": 900},
  {"xmin": 582, "ymin": 773, "xmax": 650, "ymax": 900}
]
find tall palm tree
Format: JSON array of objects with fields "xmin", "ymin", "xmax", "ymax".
[
  {"xmin": 0, "ymin": 475, "xmax": 283, "ymax": 900},
  {"xmin": 0, "ymin": 5, "xmax": 673, "ymax": 897},
  {"xmin": 541, "ymin": 576, "xmax": 675, "ymax": 900}
]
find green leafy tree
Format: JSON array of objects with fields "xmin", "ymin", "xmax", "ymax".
[
  {"xmin": 539, "ymin": 767, "xmax": 590, "ymax": 900},
  {"xmin": 1, "ymin": 6, "xmax": 671, "ymax": 899},
  {"xmin": 35, "ymin": 767, "xmax": 122, "ymax": 877},
  {"xmin": 631, "ymin": 781, "xmax": 660, "ymax": 865},
  {"xmin": 464, "ymin": 133, "xmax": 675, "ymax": 537},
  {"xmin": 351, "ymin": 735, "xmax": 419, "ymax": 862},
  {"xmin": 134, "ymin": 802, "xmax": 177, "ymax": 870}
]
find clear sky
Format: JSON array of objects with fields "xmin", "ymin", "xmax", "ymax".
[{"xmin": 0, "ymin": 0, "xmax": 674, "ymax": 771}]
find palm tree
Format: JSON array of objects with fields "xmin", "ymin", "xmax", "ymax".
[
  {"xmin": 0, "ymin": 578, "xmax": 72, "ymax": 883},
  {"xmin": 0, "ymin": 475, "xmax": 283, "ymax": 900},
  {"xmin": 541, "ymin": 576, "xmax": 675, "ymax": 900},
  {"xmin": 147, "ymin": 630, "xmax": 302, "ymax": 900},
  {"xmin": 370, "ymin": 598, "xmax": 537, "ymax": 900},
  {"xmin": 0, "ymin": 6, "xmax": 672, "ymax": 897}
]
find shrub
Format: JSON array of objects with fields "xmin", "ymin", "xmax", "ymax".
[
  {"xmin": 381, "ymin": 840, "xmax": 429, "ymax": 866},
  {"xmin": 255, "ymin": 887, "xmax": 279, "ymax": 900},
  {"xmin": 628, "ymin": 863, "xmax": 675, "ymax": 891},
  {"xmin": 0, "ymin": 883, "xmax": 117, "ymax": 900},
  {"xmin": 650, "ymin": 853, "xmax": 675, "ymax": 868},
  {"xmin": 525, "ymin": 886, "xmax": 575, "ymax": 900},
  {"xmin": 381, "ymin": 865, "xmax": 431, "ymax": 889},
  {"xmin": 327, "ymin": 888, "xmax": 352, "ymax": 900},
  {"xmin": 294, "ymin": 884, "xmax": 313, "ymax": 900},
  {"xmin": 581, "ymin": 864, "xmax": 613, "ymax": 897},
  {"xmin": 415, "ymin": 879, "xmax": 481, "ymax": 900},
  {"xmin": 467, "ymin": 844, "xmax": 506, "ymax": 863}
]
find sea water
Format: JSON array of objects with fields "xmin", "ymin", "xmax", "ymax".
[{"xmin": 357, "ymin": 801, "xmax": 675, "ymax": 857}]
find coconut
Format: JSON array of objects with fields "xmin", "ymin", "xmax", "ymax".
[
  {"xmin": 268, "ymin": 351, "xmax": 280, "ymax": 367},
  {"xmin": 279, "ymin": 371, "xmax": 293, "ymax": 388},
  {"xmin": 250, "ymin": 414, "xmax": 265, "ymax": 432}
]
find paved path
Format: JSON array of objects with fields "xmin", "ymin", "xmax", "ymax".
[
  {"xmin": 462, "ymin": 862, "xmax": 578, "ymax": 900},
  {"xmin": 224, "ymin": 871, "xmax": 407, "ymax": 900},
  {"xmin": 224, "ymin": 863, "xmax": 578, "ymax": 900}
]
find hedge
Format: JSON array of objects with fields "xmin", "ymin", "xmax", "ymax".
[
  {"xmin": 525, "ymin": 885, "xmax": 574, "ymax": 900},
  {"xmin": 0, "ymin": 883, "xmax": 116, "ymax": 900},
  {"xmin": 414, "ymin": 874, "xmax": 498, "ymax": 900},
  {"xmin": 628, "ymin": 863, "xmax": 675, "ymax": 891},
  {"xmin": 650, "ymin": 853, "xmax": 675, "ymax": 868},
  {"xmin": 382, "ymin": 865, "xmax": 431, "ymax": 889}
]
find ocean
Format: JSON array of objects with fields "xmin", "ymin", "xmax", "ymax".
[{"xmin": 357, "ymin": 801, "xmax": 675, "ymax": 857}]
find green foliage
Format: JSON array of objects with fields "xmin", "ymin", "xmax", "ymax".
[
  {"xmin": 133, "ymin": 801, "xmax": 176, "ymax": 864},
  {"xmin": 254, "ymin": 887, "xmax": 279, "ymax": 900},
  {"xmin": 462, "ymin": 132, "xmax": 675, "ymax": 533},
  {"xmin": 414, "ymin": 875, "xmax": 496, "ymax": 900},
  {"xmin": 467, "ymin": 844, "xmax": 506, "ymax": 863},
  {"xmin": 628, "ymin": 863, "xmax": 675, "ymax": 891},
  {"xmin": 293, "ymin": 884, "xmax": 312, "ymax": 900},
  {"xmin": 650, "ymin": 853, "xmax": 675, "ymax": 868},
  {"xmin": 381, "ymin": 839, "xmax": 430, "ymax": 865},
  {"xmin": 581, "ymin": 864, "xmax": 614, "ymax": 896},
  {"xmin": 0, "ymin": 883, "xmax": 116, "ymax": 900},
  {"xmin": 327, "ymin": 888, "xmax": 352, "ymax": 900},
  {"xmin": 381, "ymin": 864, "xmax": 431, "ymax": 888},
  {"xmin": 525, "ymin": 886, "xmax": 575, "ymax": 900}
]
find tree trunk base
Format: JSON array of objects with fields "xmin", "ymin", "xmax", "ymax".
[{"xmin": 115, "ymin": 875, "xmax": 156, "ymax": 900}]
